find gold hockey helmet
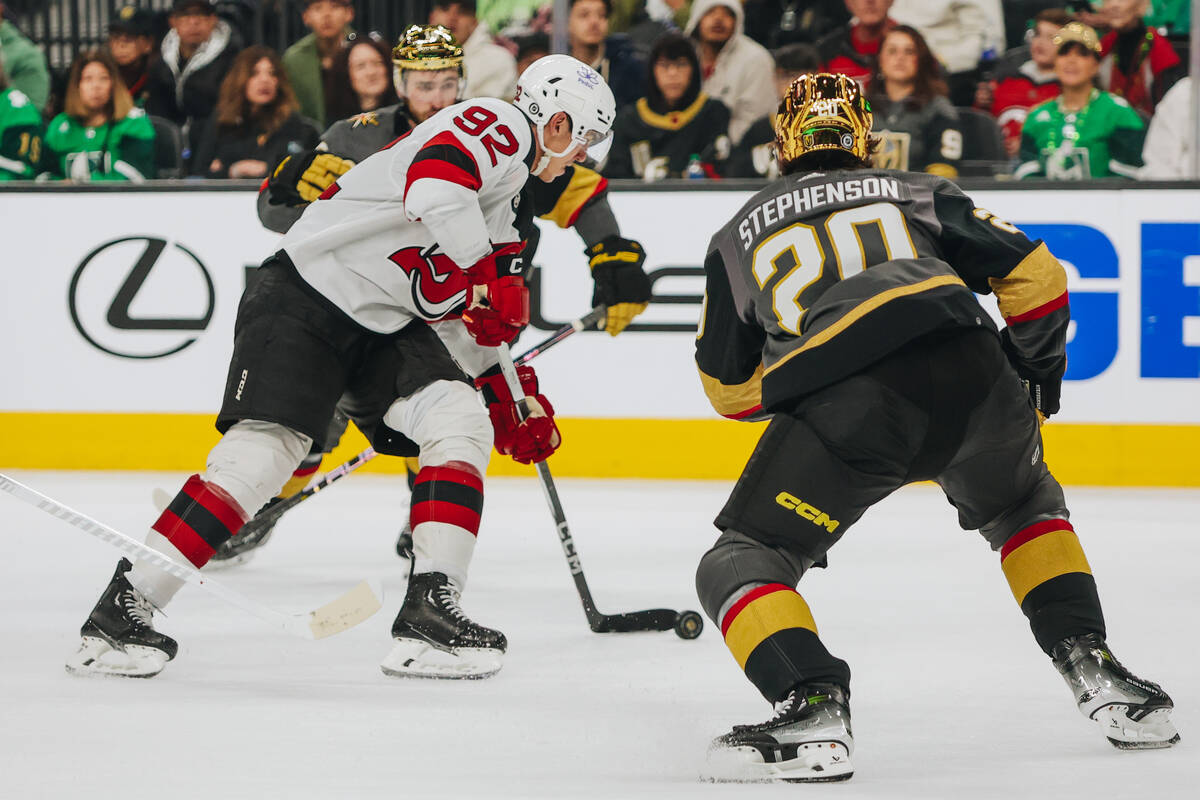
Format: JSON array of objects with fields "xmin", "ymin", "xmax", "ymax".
[
  {"xmin": 392, "ymin": 24, "xmax": 464, "ymax": 75},
  {"xmin": 774, "ymin": 73, "xmax": 873, "ymax": 169}
]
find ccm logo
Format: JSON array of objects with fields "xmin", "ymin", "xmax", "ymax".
[{"xmin": 775, "ymin": 492, "xmax": 840, "ymax": 533}]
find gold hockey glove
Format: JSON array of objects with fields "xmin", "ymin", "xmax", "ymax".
[
  {"xmin": 267, "ymin": 151, "xmax": 355, "ymax": 206},
  {"xmin": 587, "ymin": 235, "xmax": 651, "ymax": 337}
]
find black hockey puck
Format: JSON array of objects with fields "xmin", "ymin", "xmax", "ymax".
[{"xmin": 674, "ymin": 610, "xmax": 704, "ymax": 639}]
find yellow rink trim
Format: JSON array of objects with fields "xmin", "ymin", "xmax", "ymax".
[
  {"xmin": 724, "ymin": 588, "xmax": 818, "ymax": 670},
  {"xmin": 1, "ymin": 413, "xmax": 1199, "ymax": 486},
  {"xmin": 1001, "ymin": 529, "xmax": 1093, "ymax": 606}
]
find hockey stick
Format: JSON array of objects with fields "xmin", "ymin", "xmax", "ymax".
[
  {"xmin": 226, "ymin": 308, "xmax": 609, "ymax": 537},
  {"xmin": 0, "ymin": 472, "xmax": 383, "ymax": 640},
  {"xmin": 494, "ymin": 344, "xmax": 704, "ymax": 639}
]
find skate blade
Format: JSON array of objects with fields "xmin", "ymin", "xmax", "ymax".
[
  {"xmin": 380, "ymin": 638, "xmax": 503, "ymax": 680},
  {"xmin": 701, "ymin": 741, "xmax": 854, "ymax": 783},
  {"xmin": 1092, "ymin": 706, "xmax": 1181, "ymax": 749},
  {"xmin": 65, "ymin": 636, "xmax": 169, "ymax": 679}
]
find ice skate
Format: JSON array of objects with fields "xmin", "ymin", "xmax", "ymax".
[
  {"xmin": 1052, "ymin": 633, "xmax": 1180, "ymax": 749},
  {"xmin": 702, "ymin": 683, "xmax": 854, "ymax": 783},
  {"xmin": 381, "ymin": 571, "xmax": 506, "ymax": 680},
  {"xmin": 206, "ymin": 497, "xmax": 282, "ymax": 570},
  {"xmin": 66, "ymin": 559, "xmax": 178, "ymax": 678}
]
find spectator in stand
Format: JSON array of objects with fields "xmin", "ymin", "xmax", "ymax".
[
  {"xmin": 190, "ymin": 46, "xmax": 319, "ymax": 178},
  {"xmin": 980, "ymin": 7, "xmax": 1068, "ymax": 160},
  {"xmin": 1095, "ymin": 0, "xmax": 1183, "ymax": 116},
  {"xmin": 0, "ymin": 1, "xmax": 49, "ymax": 112},
  {"xmin": 604, "ymin": 32, "xmax": 730, "ymax": 180},
  {"xmin": 429, "ymin": 0, "xmax": 518, "ymax": 99},
  {"xmin": 323, "ymin": 32, "xmax": 400, "ymax": 123},
  {"xmin": 1016, "ymin": 22, "xmax": 1144, "ymax": 179},
  {"xmin": 146, "ymin": 0, "xmax": 241, "ymax": 136},
  {"xmin": 0, "ymin": 58, "xmax": 42, "ymax": 180},
  {"xmin": 43, "ymin": 50, "xmax": 155, "ymax": 182},
  {"xmin": 685, "ymin": 0, "xmax": 776, "ymax": 143},
  {"xmin": 726, "ymin": 42, "xmax": 821, "ymax": 179},
  {"xmin": 106, "ymin": 6, "xmax": 157, "ymax": 106},
  {"xmin": 816, "ymin": 0, "xmax": 897, "ymax": 91},
  {"xmin": 568, "ymin": 0, "xmax": 645, "ymax": 109},
  {"xmin": 476, "ymin": 0, "xmax": 547, "ymax": 33},
  {"xmin": 867, "ymin": 25, "xmax": 963, "ymax": 176},
  {"xmin": 514, "ymin": 32, "xmax": 550, "ymax": 74},
  {"xmin": 1140, "ymin": 76, "xmax": 1193, "ymax": 179},
  {"xmin": 889, "ymin": 0, "xmax": 1005, "ymax": 106},
  {"xmin": 283, "ymin": 0, "xmax": 355, "ymax": 127},
  {"xmin": 743, "ymin": 0, "xmax": 850, "ymax": 50}
]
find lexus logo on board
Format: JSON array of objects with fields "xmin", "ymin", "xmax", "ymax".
[{"xmin": 68, "ymin": 237, "xmax": 215, "ymax": 359}]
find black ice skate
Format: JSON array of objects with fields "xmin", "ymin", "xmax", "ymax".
[
  {"xmin": 66, "ymin": 559, "xmax": 178, "ymax": 678},
  {"xmin": 380, "ymin": 571, "xmax": 507, "ymax": 680},
  {"xmin": 207, "ymin": 497, "xmax": 282, "ymax": 569},
  {"xmin": 702, "ymin": 683, "xmax": 854, "ymax": 783},
  {"xmin": 1052, "ymin": 632, "xmax": 1180, "ymax": 749}
]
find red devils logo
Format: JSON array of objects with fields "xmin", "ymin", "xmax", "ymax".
[{"xmin": 388, "ymin": 245, "xmax": 469, "ymax": 320}]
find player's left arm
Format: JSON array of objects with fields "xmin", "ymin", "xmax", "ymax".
[
  {"xmin": 695, "ymin": 248, "xmax": 768, "ymax": 422},
  {"xmin": 933, "ymin": 183, "xmax": 1067, "ymax": 415}
]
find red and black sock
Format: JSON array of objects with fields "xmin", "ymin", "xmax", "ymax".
[{"xmin": 151, "ymin": 474, "xmax": 249, "ymax": 567}]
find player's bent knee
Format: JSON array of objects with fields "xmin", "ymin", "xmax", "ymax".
[
  {"xmin": 205, "ymin": 420, "xmax": 313, "ymax": 515},
  {"xmin": 980, "ymin": 472, "xmax": 1069, "ymax": 551},
  {"xmin": 383, "ymin": 380, "xmax": 492, "ymax": 474},
  {"xmin": 696, "ymin": 528, "xmax": 809, "ymax": 622}
]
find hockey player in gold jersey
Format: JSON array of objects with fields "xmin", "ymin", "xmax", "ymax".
[{"xmin": 694, "ymin": 73, "xmax": 1179, "ymax": 782}]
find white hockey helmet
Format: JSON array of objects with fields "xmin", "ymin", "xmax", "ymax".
[{"xmin": 514, "ymin": 54, "xmax": 616, "ymax": 175}]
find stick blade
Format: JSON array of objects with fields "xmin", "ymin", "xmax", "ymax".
[
  {"xmin": 590, "ymin": 608, "xmax": 678, "ymax": 633},
  {"xmin": 305, "ymin": 579, "xmax": 384, "ymax": 640}
]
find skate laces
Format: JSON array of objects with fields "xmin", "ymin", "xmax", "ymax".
[
  {"xmin": 436, "ymin": 585, "xmax": 468, "ymax": 622},
  {"xmin": 121, "ymin": 589, "xmax": 156, "ymax": 629}
]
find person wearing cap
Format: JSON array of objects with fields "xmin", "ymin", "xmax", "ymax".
[
  {"xmin": 106, "ymin": 5, "xmax": 157, "ymax": 105},
  {"xmin": 0, "ymin": 1, "xmax": 50, "ymax": 112},
  {"xmin": 146, "ymin": 0, "xmax": 242, "ymax": 141},
  {"xmin": 1015, "ymin": 21, "xmax": 1145, "ymax": 180},
  {"xmin": 282, "ymin": 0, "xmax": 355, "ymax": 127}
]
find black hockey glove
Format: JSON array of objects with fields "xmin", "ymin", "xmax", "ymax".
[
  {"xmin": 1001, "ymin": 329, "xmax": 1064, "ymax": 419},
  {"xmin": 587, "ymin": 235, "xmax": 651, "ymax": 337},
  {"xmin": 266, "ymin": 150, "xmax": 355, "ymax": 206}
]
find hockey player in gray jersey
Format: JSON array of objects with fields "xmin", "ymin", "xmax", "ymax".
[
  {"xmin": 215, "ymin": 25, "xmax": 652, "ymax": 567},
  {"xmin": 693, "ymin": 73, "xmax": 1178, "ymax": 782},
  {"xmin": 68, "ymin": 56, "xmax": 619, "ymax": 681}
]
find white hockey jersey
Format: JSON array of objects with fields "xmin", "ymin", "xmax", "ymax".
[{"xmin": 281, "ymin": 97, "xmax": 535, "ymax": 333}]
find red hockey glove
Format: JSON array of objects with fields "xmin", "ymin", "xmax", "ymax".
[
  {"xmin": 465, "ymin": 242, "xmax": 526, "ymax": 285},
  {"xmin": 474, "ymin": 365, "xmax": 561, "ymax": 464},
  {"xmin": 461, "ymin": 276, "xmax": 529, "ymax": 346}
]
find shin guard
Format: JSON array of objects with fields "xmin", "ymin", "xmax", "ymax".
[
  {"xmin": 719, "ymin": 583, "xmax": 850, "ymax": 702},
  {"xmin": 409, "ymin": 461, "xmax": 484, "ymax": 589},
  {"xmin": 1000, "ymin": 519, "xmax": 1106, "ymax": 654},
  {"xmin": 150, "ymin": 474, "xmax": 250, "ymax": 568}
]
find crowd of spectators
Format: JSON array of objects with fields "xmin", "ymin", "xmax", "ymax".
[{"xmin": 0, "ymin": 0, "xmax": 1196, "ymax": 183}]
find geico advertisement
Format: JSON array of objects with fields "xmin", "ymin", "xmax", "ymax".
[{"xmin": 0, "ymin": 188, "xmax": 1197, "ymax": 422}]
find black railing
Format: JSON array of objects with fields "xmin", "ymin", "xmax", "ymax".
[{"xmin": 10, "ymin": 0, "xmax": 435, "ymax": 72}]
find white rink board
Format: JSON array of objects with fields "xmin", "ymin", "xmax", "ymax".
[{"xmin": 1, "ymin": 187, "xmax": 1198, "ymax": 422}]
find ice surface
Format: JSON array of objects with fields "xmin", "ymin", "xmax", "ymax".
[{"xmin": 1, "ymin": 471, "xmax": 1196, "ymax": 799}]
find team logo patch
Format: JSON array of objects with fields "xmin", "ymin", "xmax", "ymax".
[
  {"xmin": 840, "ymin": 133, "xmax": 854, "ymax": 149},
  {"xmin": 387, "ymin": 245, "xmax": 469, "ymax": 320},
  {"xmin": 576, "ymin": 66, "xmax": 600, "ymax": 88}
]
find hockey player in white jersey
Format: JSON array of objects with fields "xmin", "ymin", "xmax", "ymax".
[{"xmin": 67, "ymin": 55, "xmax": 617, "ymax": 680}]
